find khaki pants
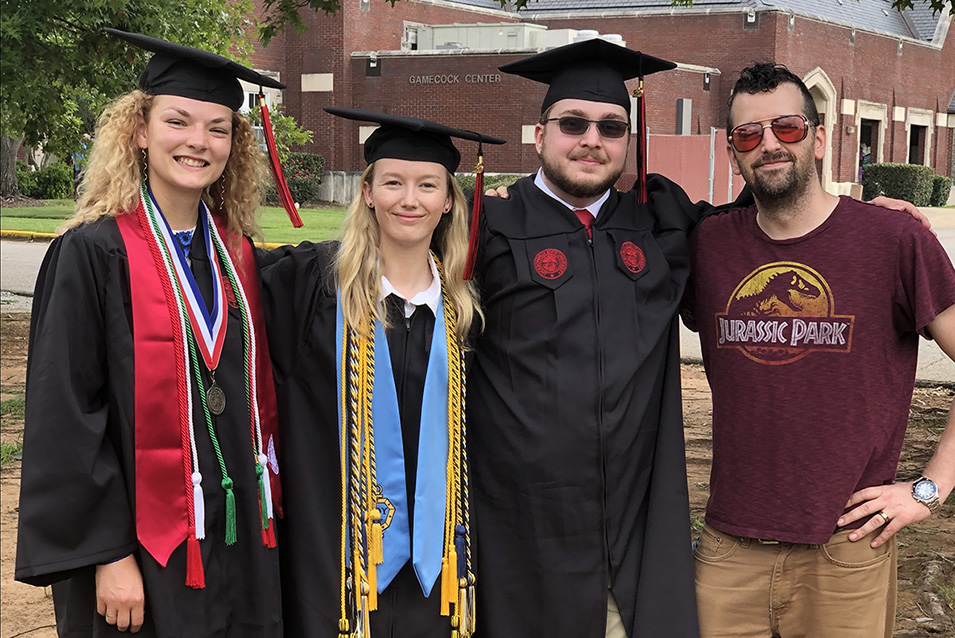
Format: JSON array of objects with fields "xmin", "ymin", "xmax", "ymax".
[
  {"xmin": 606, "ymin": 591, "xmax": 627, "ymax": 638},
  {"xmin": 694, "ymin": 524, "xmax": 896, "ymax": 638}
]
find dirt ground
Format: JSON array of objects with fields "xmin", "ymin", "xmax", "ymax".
[{"xmin": 1, "ymin": 310, "xmax": 953, "ymax": 637}]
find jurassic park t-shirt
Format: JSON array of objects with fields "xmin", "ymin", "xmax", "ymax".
[{"xmin": 683, "ymin": 196, "xmax": 955, "ymax": 544}]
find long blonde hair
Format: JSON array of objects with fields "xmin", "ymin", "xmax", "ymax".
[
  {"xmin": 65, "ymin": 90, "xmax": 266, "ymax": 241},
  {"xmin": 336, "ymin": 162, "xmax": 483, "ymax": 345}
]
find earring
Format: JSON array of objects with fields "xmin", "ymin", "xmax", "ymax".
[
  {"xmin": 218, "ymin": 170, "xmax": 228, "ymax": 212},
  {"xmin": 141, "ymin": 148, "xmax": 148, "ymax": 182}
]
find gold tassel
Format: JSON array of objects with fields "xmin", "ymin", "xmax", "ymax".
[
  {"xmin": 439, "ymin": 556, "xmax": 452, "ymax": 616},
  {"xmin": 366, "ymin": 560, "xmax": 378, "ymax": 611},
  {"xmin": 360, "ymin": 595, "xmax": 371, "ymax": 638},
  {"xmin": 369, "ymin": 516, "xmax": 383, "ymax": 565},
  {"xmin": 457, "ymin": 580, "xmax": 469, "ymax": 637}
]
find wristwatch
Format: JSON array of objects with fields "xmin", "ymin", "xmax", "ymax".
[{"xmin": 912, "ymin": 477, "xmax": 940, "ymax": 513}]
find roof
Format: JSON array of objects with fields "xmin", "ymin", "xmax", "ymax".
[{"xmin": 491, "ymin": 0, "xmax": 949, "ymax": 41}]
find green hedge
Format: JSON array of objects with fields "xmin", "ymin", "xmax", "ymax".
[
  {"xmin": 16, "ymin": 161, "xmax": 74, "ymax": 199},
  {"xmin": 861, "ymin": 163, "xmax": 935, "ymax": 206},
  {"xmin": 455, "ymin": 173, "xmax": 525, "ymax": 193},
  {"xmin": 16, "ymin": 161, "xmax": 38, "ymax": 198},
  {"xmin": 930, "ymin": 175, "xmax": 952, "ymax": 207},
  {"xmin": 266, "ymin": 152, "xmax": 325, "ymax": 204}
]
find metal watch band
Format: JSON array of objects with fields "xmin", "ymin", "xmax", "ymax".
[{"xmin": 913, "ymin": 477, "xmax": 941, "ymax": 513}]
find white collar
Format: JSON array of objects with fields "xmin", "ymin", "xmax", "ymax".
[
  {"xmin": 534, "ymin": 169, "xmax": 611, "ymax": 218},
  {"xmin": 380, "ymin": 252, "xmax": 442, "ymax": 319}
]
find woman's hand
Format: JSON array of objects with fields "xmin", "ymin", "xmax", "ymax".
[{"xmin": 95, "ymin": 554, "xmax": 145, "ymax": 632}]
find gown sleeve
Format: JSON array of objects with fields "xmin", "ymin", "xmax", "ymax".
[
  {"xmin": 646, "ymin": 173, "xmax": 755, "ymax": 232},
  {"xmin": 15, "ymin": 228, "xmax": 137, "ymax": 586},
  {"xmin": 256, "ymin": 241, "xmax": 338, "ymax": 381}
]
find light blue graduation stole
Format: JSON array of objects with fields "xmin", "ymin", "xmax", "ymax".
[{"xmin": 336, "ymin": 290, "xmax": 450, "ymax": 596}]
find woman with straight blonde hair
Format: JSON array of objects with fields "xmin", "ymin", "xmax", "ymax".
[
  {"xmin": 258, "ymin": 108, "xmax": 503, "ymax": 638},
  {"xmin": 15, "ymin": 31, "xmax": 287, "ymax": 636}
]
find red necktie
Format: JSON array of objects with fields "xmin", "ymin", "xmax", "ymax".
[{"xmin": 574, "ymin": 209, "xmax": 593, "ymax": 239}]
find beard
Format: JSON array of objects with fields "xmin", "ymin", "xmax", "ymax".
[
  {"xmin": 741, "ymin": 148, "xmax": 815, "ymax": 206},
  {"xmin": 539, "ymin": 147, "xmax": 624, "ymax": 200}
]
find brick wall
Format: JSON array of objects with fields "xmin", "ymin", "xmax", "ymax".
[{"xmin": 251, "ymin": 3, "xmax": 954, "ymax": 180}]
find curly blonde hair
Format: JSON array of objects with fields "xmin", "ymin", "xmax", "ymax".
[
  {"xmin": 336, "ymin": 162, "xmax": 483, "ymax": 345},
  {"xmin": 66, "ymin": 90, "xmax": 267, "ymax": 242}
]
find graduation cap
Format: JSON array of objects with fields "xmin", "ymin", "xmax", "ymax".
[
  {"xmin": 324, "ymin": 107, "xmax": 506, "ymax": 279},
  {"xmin": 106, "ymin": 28, "xmax": 303, "ymax": 227},
  {"xmin": 500, "ymin": 38, "xmax": 676, "ymax": 202}
]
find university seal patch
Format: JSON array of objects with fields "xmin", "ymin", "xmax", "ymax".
[
  {"xmin": 533, "ymin": 248, "xmax": 568, "ymax": 280},
  {"xmin": 620, "ymin": 241, "xmax": 646, "ymax": 274}
]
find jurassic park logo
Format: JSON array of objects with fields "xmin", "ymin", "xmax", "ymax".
[{"xmin": 716, "ymin": 261, "xmax": 854, "ymax": 365}]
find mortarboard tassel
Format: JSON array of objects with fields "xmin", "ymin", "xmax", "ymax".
[
  {"xmin": 259, "ymin": 93, "xmax": 304, "ymax": 228},
  {"xmin": 462, "ymin": 145, "xmax": 484, "ymax": 281},
  {"xmin": 634, "ymin": 77, "xmax": 647, "ymax": 204},
  {"xmin": 186, "ymin": 525, "xmax": 206, "ymax": 589}
]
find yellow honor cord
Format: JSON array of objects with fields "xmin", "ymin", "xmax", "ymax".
[{"xmin": 339, "ymin": 255, "xmax": 475, "ymax": 635}]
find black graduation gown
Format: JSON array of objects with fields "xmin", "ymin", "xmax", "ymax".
[
  {"xmin": 469, "ymin": 174, "xmax": 708, "ymax": 638},
  {"xmin": 14, "ymin": 218, "xmax": 282, "ymax": 638},
  {"xmin": 257, "ymin": 242, "xmax": 449, "ymax": 638}
]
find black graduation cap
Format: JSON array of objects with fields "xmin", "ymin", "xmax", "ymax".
[
  {"xmin": 499, "ymin": 38, "xmax": 676, "ymax": 115},
  {"xmin": 106, "ymin": 28, "xmax": 286, "ymax": 111},
  {"xmin": 323, "ymin": 107, "xmax": 506, "ymax": 174},
  {"xmin": 106, "ymin": 28, "xmax": 304, "ymax": 227},
  {"xmin": 324, "ymin": 107, "xmax": 506, "ymax": 280}
]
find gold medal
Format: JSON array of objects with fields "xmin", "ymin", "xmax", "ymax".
[{"xmin": 207, "ymin": 369, "xmax": 226, "ymax": 416}]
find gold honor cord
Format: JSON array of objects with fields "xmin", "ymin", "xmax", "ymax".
[{"xmin": 337, "ymin": 255, "xmax": 474, "ymax": 637}]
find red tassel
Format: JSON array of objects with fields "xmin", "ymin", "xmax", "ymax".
[
  {"xmin": 463, "ymin": 152, "xmax": 484, "ymax": 281},
  {"xmin": 264, "ymin": 518, "xmax": 277, "ymax": 548},
  {"xmin": 186, "ymin": 534, "xmax": 205, "ymax": 589},
  {"xmin": 259, "ymin": 94, "xmax": 304, "ymax": 228},
  {"xmin": 635, "ymin": 77, "xmax": 647, "ymax": 204}
]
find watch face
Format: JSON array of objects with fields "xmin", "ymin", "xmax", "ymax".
[{"xmin": 914, "ymin": 479, "xmax": 938, "ymax": 500}]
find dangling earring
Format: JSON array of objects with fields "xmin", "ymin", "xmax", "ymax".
[
  {"xmin": 141, "ymin": 148, "xmax": 148, "ymax": 182},
  {"xmin": 218, "ymin": 170, "xmax": 228, "ymax": 212}
]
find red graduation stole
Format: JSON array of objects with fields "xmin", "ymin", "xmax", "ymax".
[{"xmin": 116, "ymin": 201, "xmax": 281, "ymax": 583}]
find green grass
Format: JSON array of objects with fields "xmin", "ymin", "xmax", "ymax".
[
  {"xmin": 0, "ymin": 201, "xmax": 346, "ymax": 244},
  {"xmin": 1, "ymin": 396, "xmax": 25, "ymax": 420},
  {"xmin": 258, "ymin": 205, "xmax": 346, "ymax": 245},
  {"xmin": 0, "ymin": 440, "xmax": 22, "ymax": 466}
]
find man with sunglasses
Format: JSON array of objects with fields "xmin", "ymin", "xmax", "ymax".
[
  {"xmin": 467, "ymin": 38, "xmax": 722, "ymax": 638},
  {"xmin": 682, "ymin": 62, "xmax": 955, "ymax": 638}
]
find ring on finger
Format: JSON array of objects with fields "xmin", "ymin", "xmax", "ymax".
[{"xmin": 878, "ymin": 511, "xmax": 890, "ymax": 524}]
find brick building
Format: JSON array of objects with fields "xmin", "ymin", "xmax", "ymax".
[{"xmin": 248, "ymin": 0, "xmax": 954, "ymax": 198}]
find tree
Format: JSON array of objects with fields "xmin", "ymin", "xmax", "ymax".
[
  {"xmin": 0, "ymin": 0, "xmax": 254, "ymax": 197},
  {"xmin": 257, "ymin": 0, "xmax": 952, "ymax": 44},
  {"xmin": 248, "ymin": 103, "xmax": 314, "ymax": 163}
]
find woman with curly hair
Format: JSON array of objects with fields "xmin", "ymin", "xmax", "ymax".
[
  {"xmin": 15, "ymin": 31, "xmax": 285, "ymax": 636},
  {"xmin": 258, "ymin": 109, "xmax": 503, "ymax": 637}
]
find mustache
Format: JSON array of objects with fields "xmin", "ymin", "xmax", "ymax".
[
  {"xmin": 569, "ymin": 152, "xmax": 607, "ymax": 163},
  {"xmin": 753, "ymin": 151, "xmax": 796, "ymax": 168}
]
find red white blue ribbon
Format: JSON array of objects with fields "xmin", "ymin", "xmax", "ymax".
[{"xmin": 147, "ymin": 186, "xmax": 227, "ymax": 372}]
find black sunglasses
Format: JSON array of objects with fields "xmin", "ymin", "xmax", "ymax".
[
  {"xmin": 542, "ymin": 116, "xmax": 631, "ymax": 139},
  {"xmin": 728, "ymin": 114, "xmax": 811, "ymax": 152}
]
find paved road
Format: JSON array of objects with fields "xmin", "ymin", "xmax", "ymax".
[
  {"xmin": 3, "ymin": 208, "xmax": 955, "ymax": 382},
  {"xmin": 0, "ymin": 240, "xmax": 49, "ymax": 312}
]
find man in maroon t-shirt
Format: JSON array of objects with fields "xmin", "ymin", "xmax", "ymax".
[{"xmin": 683, "ymin": 63, "xmax": 955, "ymax": 638}]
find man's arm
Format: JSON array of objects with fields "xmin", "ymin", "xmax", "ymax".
[{"xmin": 838, "ymin": 303, "xmax": 955, "ymax": 547}]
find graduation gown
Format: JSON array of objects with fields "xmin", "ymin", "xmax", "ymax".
[
  {"xmin": 469, "ymin": 174, "xmax": 708, "ymax": 638},
  {"xmin": 15, "ymin": 217, "xmax": 282, "ymax": 638},
  {"xmin": 257, "ymin": 242, "xmax": 450, "ymax": 638}
]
